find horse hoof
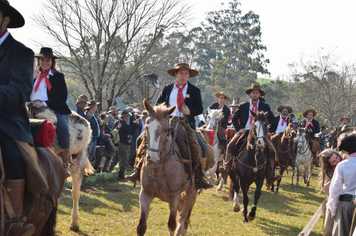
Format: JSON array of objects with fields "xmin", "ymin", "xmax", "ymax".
[
  {"xmin": 233, "ymin": 205, "xmax": 240, "ymax": 212},
  {"xmin": 243, "ymin": 218, "xmax": 248, "ymax": 223},
  {"xmin": 274, "ymin": 191, "xmax": 279, "ymax": 195},
  {"xmin": 70, "ymin": 225, "xmax": 79, "ymax": 232},
  {"xmin": 247, "ymin": 215, "xmax": 255, "ymax": 221}
]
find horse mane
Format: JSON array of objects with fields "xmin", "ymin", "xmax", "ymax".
[{"xmin": 151, "ymin": 103, "xmax": 170, "ymax": 122}]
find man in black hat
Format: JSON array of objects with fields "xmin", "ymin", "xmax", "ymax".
[
  {"xmin": 75, "ymin": 94, "xmax": 89, "ymax": 120},
  {"xmin": 269, "ymin": 105, "xmax": 293, "ymax": 135},
  {"xmin": 0, "ymin": 1, "xmax": 40, "ymax": 234},
  {"xmin": 219, "ymin": 84, "xmax": 276, "ymax": 181},
  {"xmin": 109, "ymin": 110, "xmax": 133, "ymax": 181},
  {"xmin": 85, "ymin": 100, "xmax": 100, "ymax": 163}
]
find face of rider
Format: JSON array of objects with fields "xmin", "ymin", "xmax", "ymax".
[
  {"xmin": 175, "ymin": 69, "xmax": 189, "ymax": 86},
  {"xmin": 249, "ymin": 89, "xmax": 261, "ymax": 102},
  {"xmin": 306, "ymin": 112, "xmax": 314, "ymax": 120},
  {"xmin": 328, "ymin": 153, "xmax": 341, "ymax": 167},
  {"xmin": 39, "ymin": 57, "xmax": 52, "ymax": 72},
  {"xmin": 281, "ymin": 108, "xmax": 289, "ymax": 117},
  {"xmin": 343, "ymin": 118, "xmax": 349, "ymax": 125},
  {"xmin": 218, "ymin": 95, "xmax": 226, "ymax": 106}
]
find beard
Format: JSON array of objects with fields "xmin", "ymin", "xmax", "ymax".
[{"xmin": 281, "ymin": 114, "xmax": 288, "ymax": 118}]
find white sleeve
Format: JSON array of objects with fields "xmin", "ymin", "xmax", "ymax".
[{"xmin": 326, "ymin": 165, "xmax": 343, "ymax": 216}]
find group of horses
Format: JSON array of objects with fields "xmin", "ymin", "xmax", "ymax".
[{"xmin": 137, "ymin": 100, "xmax": 320, "ymax": 236}]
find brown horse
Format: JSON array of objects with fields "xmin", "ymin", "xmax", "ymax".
[
  {"xmin": 1, "ymin": 147, "xmax": 65, "ymax": 236},
  {"xmin": 270, "ymin": 118, "xmax": 298, "ymax": 194},
  {"xmin": 137, "ymin": 99, "xmax": 198, "ymax": 236},
  {"xmin": 228, "ymin": 111, "xmax": 269, "ymax": 223}
]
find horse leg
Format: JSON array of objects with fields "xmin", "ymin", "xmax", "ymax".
[
  {"xmin": 306, "ymin": 163, "xmax": 313, "ymax": 187},
  {"xmin": 240, "ymin": 181, "xmax": 249, "ymax": 223},
  {"xmin": 69, "ymin": 161, "xmax": 83, "ymax": 232},
  {"xmin": 167, "ymin": 196, "xmax": 180, "ymax": 236},
  {"xmin": 176, "ymin": 190, "xmax": 197, "ymax": 236},
  {"xmin": 274, "ymin": 167, "xmax": 285, "ymax": 194},
  {"xmin": 303, "ymin": 163, "xmax": 308, "ymax": 186},
  {"xmin": 233, "ymin": 189, "xmax": 240, "ymax": 212},
  {"xmin": 137, "ymin": 191, "xmax": 153, "ymax": 236},
  {"xmin": 295, "ymin": 163, "xmax": 300, "ymax": 187},
  {"xmin": 248, "ymin": 178, "xmax": 263, "ymax": 221}
]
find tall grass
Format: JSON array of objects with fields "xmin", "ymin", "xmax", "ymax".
[{"xmin": 55, "ymin": 167, "xmax": 326, "ymax": 235}]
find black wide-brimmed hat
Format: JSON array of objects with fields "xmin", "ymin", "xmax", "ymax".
[
  {"xmin": 35, "ymin": 47, "xmax": 61, "ymax": 59},
  {"xmin": 121, "ymin": 110, "xmax": 131, "ymax": 118},
  {"xmin": 277, "ymin": 105, "xmax": 293, "ymax": 113},
  {"xmin": 84, "ymin": 100, "xmax": 100, "ymax": 109},
  {"xmin": 0, "ymin": 0, "xmax": 24, "ymax": 28}
]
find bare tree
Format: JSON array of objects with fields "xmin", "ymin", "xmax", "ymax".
[
  {"xmin": 34, "ymin": 0, "xmax": 191, "ymax": 110},
  {"xmin": 289, "ymin": 49, "xmax": 356, "ymax": 127}
]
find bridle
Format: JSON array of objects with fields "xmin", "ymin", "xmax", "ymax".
[{"xmin": 297, "ymin": 130, "xmax": 310, "ymax": 155}]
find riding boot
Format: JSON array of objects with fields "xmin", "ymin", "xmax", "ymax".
[
  {"xmin": 102, "ymin": 157, "xmax": 111, "ymax": 173},
  {"xmin": 219, "ymin": 152, "xmax": 233, "ymax": 180},
  {"xmin": 60, "ymin": 148, "xmax": 71, "ymax": 178},
  {"xmin": 5, "ymin": 179, "xmax": 35, "ymax": 236},
  {"xmin": 196, "ymin": 158, "xmax": 213, "ymax": 190},
  {"xmin": 125, "ymin": 158, "xmax": 143, "ymax": 187}
]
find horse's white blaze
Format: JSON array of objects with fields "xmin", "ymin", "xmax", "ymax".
[
  {"xmin": 147, "ymin": 119, "xmax": 161, "ymax": 163},
  {"xmin": 254, "ymin": 120, "xmax": 266, "ymax": 148}
]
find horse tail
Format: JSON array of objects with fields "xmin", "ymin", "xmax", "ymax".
[
  {"xmin": 40, "ymin": 206, "xmax": 58, "ymax": 236},
  {"xmin": 84, "ymin": 159, "xmax": 95, "ymax": 176}
]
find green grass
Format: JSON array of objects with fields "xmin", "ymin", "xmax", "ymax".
[{"xmin": 55, "ymin": 168, "xmax": 326, "ymax": 235}]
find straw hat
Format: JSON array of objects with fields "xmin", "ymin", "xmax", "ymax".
[
  {"xmin": 84, "ymin": 100, "xmax": 100, "ymax": 109},
  {"xmin": 214, "ymin": 91, "xmax": 231, "ymax": 101},
  {"xmin": 107, "ymin": 106, "xmax": 117, "ymax": 113},
  {"xmin": 76, "ymin": 94, "xmax": 88, "ymax": 104},
  {"xmin": 245, "ymin": 84, "xmax": 265, "ymax": 96},
  {"xmin": 338, "ymin": 124, "xmax": 354, "ymax": 136},
  {"xmin": 167, "ymin": 63, "xmax": 198, "ymax": 78},
  {"xmin": 340, "ymin": 116, "xmax": 350, "ymax": 123},
  {"xmin": 229, "ymin": 101, "xmax": 239, "ymax": 107},
  {"xmin": 277, "ymin": 105, "xmax": 293, "ymax": 113},
  {"xmin": 302, "ymin": 109, "xmax": 317, "ymax": 117}
]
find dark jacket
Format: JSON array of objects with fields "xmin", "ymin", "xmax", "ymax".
[
  {"xmin": 209, "ymin": 103, "xmax": 231, "ymax": 129},
  {"xmin": 76, "ymin": 104, "xmax": 89, "ymax": 120},
  {"xmin": 88, "ymin": 112, "xmax": 100, "ymax": 142},
  {"xmin": 157, "ymin": 81, "xmax": 203, "ymax": 129},
  {"xmin": 119, "ymin": 119, "xmax": 133, "ymax": 145},
  {"xmin": 300, "ymin": 119, "xmax": 320, "ymax": 139},
  {"xmin": 269, "ymin": 115, "xmax": 290, "ymax": 133},
  {"xmin": 0, "ymin": 34, "xmax": 34, "ymax": 144},
  {"xmin": 45, "ymin": 71, "xmax": 71, "ymax": 115},
  {"xmin": 232, "ymin": 101, "xmax": 274, "ymax": 132}
]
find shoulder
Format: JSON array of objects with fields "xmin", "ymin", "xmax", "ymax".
[
  {"xmin": 8, "ymin": 36, "xmax": 33, "ymax": 58},
  {"xmin": 239, "ymin": 102, "xmax": 249, "ymax": 108},
  {"xmin": 260, "ymin": 101, "xmax": 271, "ymax": 109},
  {"xmin": 187, "ymin": 82, "xmax": 200, "ymax": 92}
]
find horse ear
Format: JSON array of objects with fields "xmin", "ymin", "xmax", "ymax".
[
  {"xmin": 167, "ymin": 105, "xmax": 176, "ymax": 116},
  {"xmin": 143, "ymin": 99, "xmax": 154, "ymax": 114}
]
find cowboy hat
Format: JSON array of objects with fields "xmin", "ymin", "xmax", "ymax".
[
  {"xmin": 141, "ymin": 110, "xmax": 148, "ymax": 118},
  {"xmin": 229, "ymin": 101, "xmax": 239, "ymax": 107},
  {"xmin": 35, "ymin": 47, "xmax": 61, "ymax": 59},
  {"xmin": 214, "ymin": 91, "xmax": 231, "ymax": 101},
  {"xmin": 0, "ymin": 0, "xmax": 24, "ymax": 28},
  {"xmin": 84, "ymin": 100, "xmax": 100, "ymax": 109},
  {"xmin": 340, "ymin": 116, "xmax": 351, "ymax": 123},
  {"xmin": 76, "ymin": 94, "xmax": 88, "ymax": 104},
  {"xmin": 277, "ymin": 105, "xmax": 293, "ymax": 113},
  {"xmin": 245, "ymin": 84, "xmax": 265, "ymax": 96},
  {"xmin": 121, "ymin": 110, "xmax": 131, "ymax": 118},
  {"xmin": 302, "ymin": 109, "xmax": 317, "ymax": 117},
  {"xmin": 167, "ymin": 63, "xmax": 198, "ymax": 78},
  {"xmin": 338, "ymin": 124, "xmax": 354, "ymax": 136},
  {"xmin": 107, "ymin": 106, "xmax": 117, "ymax": 113}
]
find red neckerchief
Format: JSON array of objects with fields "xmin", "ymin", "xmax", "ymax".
[
  {"xmin": 0, "ymin": 30, "xmax": 7, "ymax": 39},
  {"xmin": 250, "ymin": 100, "xmax": 258, "ymax": 125},
  {"xmin": 281, "ymin": 116, "xmax": 287, "ymax": 126},
  {"xmin": 34, "ymin": 70, "xmax": 52, "ymax": 92},
  {"xmin": 305, "ymin": 119, "xmax": 314, "ymax": 128},
  {"xmin": 175, "ymin": 81, "xmax": 187, "ymax": 110},
  {"xmin": 228, "ymin": 113, "xmax": 232, "ymax": 122}
]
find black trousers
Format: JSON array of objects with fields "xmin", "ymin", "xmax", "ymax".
[{"xmin": 0, "ymin": 130, "xmax": 26, "ymax": 179}]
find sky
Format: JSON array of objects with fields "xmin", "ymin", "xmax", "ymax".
[{"xmin": 9, "ymin": 0, "xmax": 356, "ymax": 79}]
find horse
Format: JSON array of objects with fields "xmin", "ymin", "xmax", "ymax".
[
  {"xmin": 270, "ymin": 119, "xmax": 298, "ymax": 194},
  {"xmin": 1, "ymin": 146, "xmax": 66, "ymax": 236},
  {"xmin": 27, "ymin": 103, "xmax": 95, "ymax": 232},
  {"xmin": 203, "ymin": 108, "xmax": 225, "ymax": 188},
  {"xmin": 292, "ymin": 128, "xmax": 313, "ymax": 187},
  {"xmin": 328, "ymin": 128, "xmax": 338, "ymax": 149},
  {"xmin": 228, "ymin": 111, "xmax": 269, "ymax": 223},
  {"xmin": 137, "ymin": 99, "xmax": 198, "ymax": 236}
]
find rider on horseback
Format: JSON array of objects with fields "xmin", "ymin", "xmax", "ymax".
[
  {"xmin": 126, "ymin": 63, "xmax": 213, "ymax": 190},
  {"xmin": 219, "ymin": 84, "xmax": 280, "ymax": 183},
  {"xmin": 209, "ymin": 91, "xmax": 231, "ymax": 152},
  {"xmin": 299, "ymin": 109, "xmax": 320, "ymax": 165},
  {"xmin": 0, "ymin": 1, "xmax": 51, "ymax": 235}
]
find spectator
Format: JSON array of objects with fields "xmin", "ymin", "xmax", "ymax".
[
  {"xmin": 75, "ymin": 94, "xmax": 89, "ymax": 120},
  {"xmin": 85, "ymin": 100, "xmax": 100, "ymax": 163},
  {"xmin": 319, "ymin": 126, "xmax": 327, "ymax": 152},
  {"xmin": 107, "ymin": 106, "xmax": 119, "ymax": 129},
  {"xmin": 327, "ymin": 134, "xmax": 356, "ymax": 236}
]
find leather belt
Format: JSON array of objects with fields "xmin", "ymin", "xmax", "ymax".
[{"xmin": 339, "ymin": 194, "xmax": 353, "ymax": 202}]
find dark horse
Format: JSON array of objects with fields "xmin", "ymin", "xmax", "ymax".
[
  {"xmin": 1, "ymin": 147, "xmax": 65, "ymax": 236},
  {"xmin": 228, "ymin": 111, "xmax": 269, "ymax": 222},
  {"xmin": 270, "ymin": 118, "xmax": 298, "ymax": 194},
  {"xmin": 137, "ymin": 99, "xmax": 198, "ymax": 236}
]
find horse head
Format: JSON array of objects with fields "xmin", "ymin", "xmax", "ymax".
[
  {"xmin": 143, "ymin": 99, "xmax": 175, "ymax": 165},
  {"xmin": 285, "ymin": 118, "xmax": 298, "ymax": 139},
  {"xmin": 206, "ymin": 107, "xmax": 223, "ymax": 131},
  {"xmin": 250, "ymin": 110, "xmax": 268, "ymax": 150},
  {"xmin": 297, "ymin": 128, "xmax": 307, "ymax": 149}
]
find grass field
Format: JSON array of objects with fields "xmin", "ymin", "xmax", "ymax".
[{"xmin": 55, "ymin": 167, "xmax": 327, "ymax": 236}]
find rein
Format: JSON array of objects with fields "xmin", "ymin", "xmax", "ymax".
[{"xmin": 297, "ymin": 136, "xmax": 310, "ymax": 155}]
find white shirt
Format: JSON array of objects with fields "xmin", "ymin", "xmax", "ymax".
[
  {"xmin": 245, "ymin": 100, "xmax": 259, "ymax": 130},
  {"xmin": 0, "ymin": 31, "xmax": 9, "ymax": 46},
  {"xmin": 169, "ymin": 83, "xmax": 188, "ymax": 117},
  {"xmin": 326, "ymin": 154, "xmax": 356, "ymax": 216},
  {"xmin": 30, "ymin": 69, "xmax": 54, "ymax": 106},
  {"xmin": 275, "ymin": 115, "xmax": 288, "ymax": 133}
]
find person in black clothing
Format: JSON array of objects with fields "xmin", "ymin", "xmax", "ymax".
[
  {"xmin": 209, "ymin": 91, "xmax": 231, "ymax": 150},
  {"xmin": 109, "ymin": 110, "xmax": 133, "ymax": 181},
  {"xmin": 220, "ymin": 84, "xmax": 276, "ymax": 180},
  {"xmin": 128, "ymin": 108, "xmax": 140, "ymax": 170},
  {"xmin": 85, "ymin": 100, "xmax": 100, "ymax": 164}
]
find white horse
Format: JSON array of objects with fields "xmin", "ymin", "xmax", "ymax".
[
  {"xmin": 205, "ymin": 108, "xmax": 225, "ymax": 191},
  {"xmin": 292, "ymin": 128, "xmax": 313, "ymax": 187},
  {"xmin": 28, "ymin": 104, "xmax": 95, "ymax": 232}
]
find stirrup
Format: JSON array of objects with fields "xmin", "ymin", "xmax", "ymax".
[{"xmin": 63, "ymin": 163, "xmax": 71, "ymax": 178}]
